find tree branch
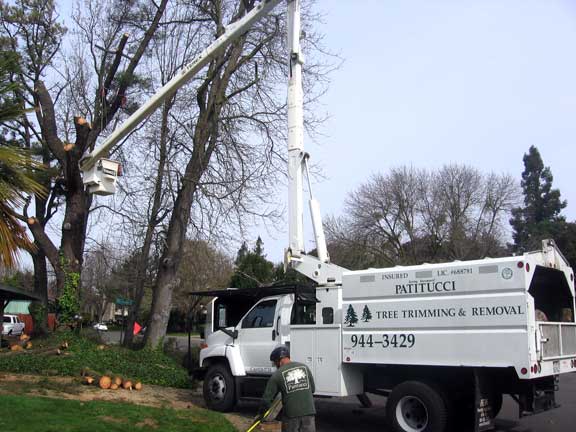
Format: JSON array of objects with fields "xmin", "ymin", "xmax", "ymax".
[{"xmin": 34, "ymin": 80, "xmax": 65, "ymax": 161}]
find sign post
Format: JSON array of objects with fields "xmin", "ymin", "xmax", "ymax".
[{"xmin": 115, "ymin": 298, "xmax": 134, "ymax": 345}]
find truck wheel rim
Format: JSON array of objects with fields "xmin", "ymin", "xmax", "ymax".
[
  {"xmin": 208, "ymin": 373, "xmax": 226, "ymax": 401},
  {"xmin": 396, "ymin": 396, "xmax": 428, "ymax": 432}
]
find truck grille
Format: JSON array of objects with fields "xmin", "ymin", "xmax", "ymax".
[{"xmin": 539, "ymin": 322, "xmax": 576, "ymax": 359}]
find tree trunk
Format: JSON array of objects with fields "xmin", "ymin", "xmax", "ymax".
[
  {"xmin": 30, "ymin": 249, "xmax": 49, "ymax": 336},
  {"xmin": 144, "ymin": 180, "xmax": 197, "ymax": 348},
  {"xmin": 50, "ymin": 119, "xmax": 92, "ymax": 324},
  {"xmin": 30, "ymin": 163, "xmax": 50, "ymax": 336},
  {"xmin": 123, "ymin": 98, "xmax": 172, "ymax": 346}
]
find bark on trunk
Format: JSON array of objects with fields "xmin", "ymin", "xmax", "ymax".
[
  {"xmin": 30, "ymin": 165, "xmax": 50, "ymax": 335},
  {"xmin": 123, "ymin": 98, "xmax": 172, "ymax": 347},
  {"xmin": 144, "ymin": 180, "xmax": 197, "ymax": 348},
  {"xmin": 30, "ymin": 249, "xmax": 49, "ymax": 336}
]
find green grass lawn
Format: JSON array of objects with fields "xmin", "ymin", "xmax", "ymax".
[{"xmin": 0, "ymin": 394, "xmax": 235, "ymax": 432}]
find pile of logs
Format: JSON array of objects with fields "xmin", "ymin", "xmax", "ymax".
[
  {"xmin": 81, "ymin": 368, "xmax": 143, "ymax": 391},
  {"xmin": 6, "ymin": 336, "xmax": 71, "ymax": 356},
  {"xmin": 9, "ymin": 334, "xmax": 33, "ymax": 351}
]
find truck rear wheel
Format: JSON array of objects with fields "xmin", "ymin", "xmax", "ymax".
[
  {"xmin": 386, "ymin": 381, "xmax": 448, "ymax": 432},
  {"xmin": 203, "ymin": 363, "xmax": 236, "ymax": 412},
  {"xmin": 491, "ymin": 392, "xmax": 503, "ymax": 417}
]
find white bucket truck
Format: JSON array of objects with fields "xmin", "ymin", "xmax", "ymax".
[
  {"xmin": 75, "ymin": 0, "xmax": 576, "ymax": 429},
  {"xmin": 195, "ymin": 239, "xmax": 576, "ymax": 432},
  {"xmin": 185, "ymin": 1, "xmax": 576, "ymax": 431}
]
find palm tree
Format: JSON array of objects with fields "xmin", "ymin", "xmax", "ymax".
[{"xmin": 0, "ymin": 51, "xmax": 45, "ymax": 268}]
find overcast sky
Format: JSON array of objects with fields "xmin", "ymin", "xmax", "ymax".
[
  {"xmin": 257, "ymin": 0, "xmax": 576, "ymax": 263},
  {"xmin": 25, "ymin": 1, "xmax": 576, "ymax": 268}
]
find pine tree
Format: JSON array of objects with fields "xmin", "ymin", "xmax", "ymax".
[
  {"xmin": 510, "ymin": 146, "xmax": 566, "ymax": 252},
  {"xmin": 344, "ymin": 304, "xmax": 358, "ymax": 327},
  {"xmin": 235, "ymin": 242, "xmax": 248, "ymax": 266},
  {"xmin": 230, "ymin": 238, "xmax": 275, "ymax": 289},
  {"xmin": 361, "ymin": 305, "xmax": 372, "ymax": 322}
]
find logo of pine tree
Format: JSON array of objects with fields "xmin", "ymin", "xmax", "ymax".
[
  {"xmin": 344, "ymin": 304, "xmax": 358, "ymax": 327},
  {"xmin": 362, "ymin": 305, "xmax": 372, "ymax": 322}
]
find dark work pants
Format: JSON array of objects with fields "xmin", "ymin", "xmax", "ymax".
[{"xmin": 282, "ymin": 415, "xmax": 316, "ymax": 432}]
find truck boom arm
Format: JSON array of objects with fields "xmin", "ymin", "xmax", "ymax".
[
  {"xmin": 80, "ymin": 0, "xmax": 283, "ymax": 170},
  {"xmin": 80, "ymin": 0, "xmax": 345, "ymax": 284},
  {"xmin": 285, "ymin": 0, "xmax": 345, "ymax": 285}
]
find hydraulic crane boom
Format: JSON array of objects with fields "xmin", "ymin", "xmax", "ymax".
[
  {"xmin": 79, "ymin": 0, "xmax": 283, "ymax": 171},
  {"xmin": 80, "ymin": 0, "xmax": 345, "ymax": 285},
  {"xmin": 284, "ymin": 0, "xmax": 344, "ymax": 285}
]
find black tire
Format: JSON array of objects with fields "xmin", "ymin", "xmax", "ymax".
[
  {"xmin": 491, "ymin": 392, "xmax": 503, "ymax": 418},
  {"xmin": 386, "ymin": 381, "xmax": 448, "ymax": 432},
  {"xmin": 203, "ymin": 363, "xmax": 236, "ymax": 412}
]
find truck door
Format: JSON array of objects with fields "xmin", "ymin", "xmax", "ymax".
[{"xmin": 236, "ymin": 298, "xmax": 280, "ymax": 375}]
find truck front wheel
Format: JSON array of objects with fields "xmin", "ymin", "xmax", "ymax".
[
  {"xmin": 203, "ymin": 363, "xmax": 236, "ymax": 412},
  {"xmin": 386, "ymin": 381, "xmax": 448, "ymax": 432}
]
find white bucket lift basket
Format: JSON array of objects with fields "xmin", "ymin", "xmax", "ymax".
[{"xmin": 82, "ymin": 158, "xmax": 121, "ymax": 196}]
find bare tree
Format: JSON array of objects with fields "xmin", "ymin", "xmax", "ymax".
[
  {"xmin": 143, "ymin": 0, "xmax": 334, "ymax": 347},
  {"xmin": 81, "ymin": 243, "xmax": 118, "ymax": 322},
  {"xmin": 326, "ymin": 164, "xmax": 519, "ymax": 269},
  {"xmin": 172, "ymin": 239, "xmax": 233, "ymax": 310}
]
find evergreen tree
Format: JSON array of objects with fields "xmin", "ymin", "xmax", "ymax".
[
  {"xmin": 230, "ymin": 237, "xmax": 275, "ymax": 289},
  {"xmin": 344, "ymin": 304, "xmax": 358, "ymax": 327},
  {"xmin": 510, "ymin": 146, "xmax": 567, "ymax": 252},
  {"xmin": 235, "ymin": 242, "xmax": 248, "ymax": 266},
  {"xmin": 254, "ymin": 236, "xmax": 264, "ymax": 256},
  {"xmin": 273, "ymin": 263, "xmax": 311, "ymax": 284},
  {"xmin": 361, "ymin": 305, "xmax": 372, "ymax": 322}
]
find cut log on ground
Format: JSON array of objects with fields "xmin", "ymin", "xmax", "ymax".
[{"xmin": 99, "ymin": 376, "xmax": 112, "ymax": 389}]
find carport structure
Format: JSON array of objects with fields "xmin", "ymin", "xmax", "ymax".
[{"xmin": 0, "ymin": 284, "xmax": 40, "ymax": 346}]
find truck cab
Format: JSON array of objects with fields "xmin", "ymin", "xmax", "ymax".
[{"xmin": 195, "ymin": 284, "xmax": 316, "ymax": 411}]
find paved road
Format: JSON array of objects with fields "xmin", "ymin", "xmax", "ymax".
[{"xmin": 232, "ymin": 373, "xmax": 576, "ymax": 432}]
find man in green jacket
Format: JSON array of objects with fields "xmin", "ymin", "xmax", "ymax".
[{"xmin": 260, "ymin": 345, "xmax": 316, "ymax": 432}]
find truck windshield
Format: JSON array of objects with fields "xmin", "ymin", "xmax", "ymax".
[
  {"xmin": 213, "ymin": 296, "xmax": 257, "ymax": 330},
  {"xmin": 241, "ymin": 300, "xmax": 277, "ymax": 328}
]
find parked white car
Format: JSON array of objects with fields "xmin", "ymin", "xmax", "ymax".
[
  {"xmin": 2, "ymin": 315, "xmax": 25, "ymax": 336},
  {"xmin": 93, "ymin": 323, "xmax": 108, "ymax": 331}
]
